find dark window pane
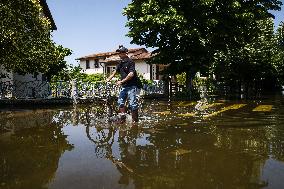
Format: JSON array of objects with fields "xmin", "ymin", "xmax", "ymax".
[
  {"xmin": 94, "ymin": 59, "xmax": 99, "ymax": 68},
  {"xmin": 86, "ymin": 60, "xmax": 90, "ymax": 69}
]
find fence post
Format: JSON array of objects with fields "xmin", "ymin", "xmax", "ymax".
[
  {"xmin": 71, "ymin": 79, "xmax": 77, "ymax": 104},
  {"xmin": 0, "ymin": 82, "xmax": 2, "ymax": 99}
]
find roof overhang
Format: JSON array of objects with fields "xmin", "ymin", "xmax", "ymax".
[{"xmin": 39, "ymin": 0, "xmax": 57, "ymax": 30}]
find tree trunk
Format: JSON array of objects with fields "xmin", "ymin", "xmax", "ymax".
[
  {"xmin": 186, "ymin": 71, "xmax": 195, "ymax": 100},
  {"xmin": 162, "ymin": 75, "xmax": 170, "ymax": 99}
]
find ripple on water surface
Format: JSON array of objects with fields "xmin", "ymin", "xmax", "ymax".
[{"xmin": 0, "ymin": 97, "xmax": 284, "ymax": 189}]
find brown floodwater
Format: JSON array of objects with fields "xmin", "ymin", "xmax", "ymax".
[{"xmin": 1, "ymin": 95, "xmax": 284, "ymax": 189}]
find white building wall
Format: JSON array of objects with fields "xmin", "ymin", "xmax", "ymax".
[
  {"xmin": 135, "ymin": 60, "xmax": 158, "ymax": 80},
  {"xmin": 84, "ymin": 68, "xmax": 104, "ymax": 74},
  {"xmin": 0, "ymin": 67, "xmax": 49, "ymax": 98},
  {"xmin": 80, "ymin": 59, "xmax": 104, "ymax": 74},
  {"xmin": 13, "ymin": 73, "xmax": 41, "ymax": 83},
  {"xmin": 80, "ymin": 60, "xmax": 87, "ymax": 70},
  {"xmin": 0, "ymin": 65, "xmax": 13, "ymax": 83},
  {"xmin": 79, "ymin": 58, "xmax": 160, "ymax": 80},
  {"xmin": 13, "ymin": 73, "xmax": 49, "ymax": 98},
  {"xmin": 10, "ymin": 72, "xmax": 46, "ymax": 83},
  {"xmin": 135, "ymin": 60, "xmax": 151, "ymax": 80}
]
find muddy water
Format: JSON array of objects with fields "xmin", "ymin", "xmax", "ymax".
[{"xmin": 1, "ymin": 95, "xmax": 284, "ymax": 189}]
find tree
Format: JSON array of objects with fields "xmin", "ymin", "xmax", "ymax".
[
  {"xmin": 212, "ymin": 18, "xmax": 283, "ymax": 95},
  {"xmin": 274, "ymin": 21, "xmax": 284, "ymax": 85},
  {"xmin": 51, "ymin": 65, "xmax": 86, "ymax": 82},
  {"xmin": 45, "ymin": 45, "xmax": 72, "ymax": 81},
  {"xmin": 124, "ymin": 0, "xmax": 282, "ymax": 96},
  {"xmin": 50, "ymin": 64, "xmax": 104, "ymax": 83},
  {"xmin": 0, "ymin": 0, "xmax": 71, "ymax": 77}
]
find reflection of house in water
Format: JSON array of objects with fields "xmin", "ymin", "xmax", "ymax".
[{"xmin": 0, "ymin": 110, "xmax": 73, "ymax": 189}]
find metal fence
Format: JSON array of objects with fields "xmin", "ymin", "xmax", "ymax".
[{"xmin": 0, "ymin": 80, "xmax": 165, "ymax": 100}]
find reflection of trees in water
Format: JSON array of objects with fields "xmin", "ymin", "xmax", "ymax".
[
  {"xmin": 0, "ymin": 110, "xmax": 54, "ymax": 134},
  {"xmin": 134, "ymin": 129, "xmax": 269, "ymax": 188},
  {"xmin": 52, "ymin": 103, "xmax": 115, "ymax": 127},
  {"xmin": 86, "ymin": 125, "xmax": 280, "ymax": 188},
  {"xmin": 145, "ymin": 127, "xmax": 283, "ymax": 188},
  {"xmin": 264, "ymin": 117, "xmax": 284, "ymax": 162},
  {"xmin": 49, "ymin": 103, "xmax": 284, "ymax": 188},
  {"xmin": 5, "ymin": 102, "xmax": 279, "ymax": 188},
  {"xmin": 0, "ymin": 110, "xmax": 73, "ymax": 189}
]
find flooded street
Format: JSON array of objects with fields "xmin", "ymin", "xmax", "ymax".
[{"xmin": 1, "ymin": 95, "xmax": 284, "ymax": 189}]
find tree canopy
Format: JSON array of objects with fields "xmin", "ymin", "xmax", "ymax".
[
  {"xmin": 124, "ymin": 0, "xmax": 283, "ymax": 93},
  {"xmin": 0, "ymin": 0, "xmax": 71, "ymax": 78},
  {"xmin": 274, "ymin": 22, "xmax": 284, "ymax": 85}
]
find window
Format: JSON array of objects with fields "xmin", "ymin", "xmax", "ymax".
[
  {"xmin": 94, "ymin": 59, "xmax": 99, "ymax": 68},
  {"xmin": 106, "ymin": 66, "xmax": 116, "ymax": 75},
  {"xmin": 86, "ymin": 60, "xmax": 90, "ymax": 69}
]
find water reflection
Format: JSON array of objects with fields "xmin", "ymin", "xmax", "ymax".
[
  {"xmin": 0, "ymin": 110, "xmax": 73, "ymax": 189},
  {"xmin": 1, "ymin": 96, "xmax": 284, "ymax": 189}
]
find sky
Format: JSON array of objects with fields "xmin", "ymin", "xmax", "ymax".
[
  {"xmin": 46, "ymin": 0, "xmax": 284, "ymax": 66},
  {"xmin": 47, "ymin": 0, "xmax": 141, "ymax": 66}
]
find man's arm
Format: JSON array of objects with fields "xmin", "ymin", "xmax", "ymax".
[
  {"xmin": 117, "ymin": 72, "xmax": 134, "ymax": 86},
  {"xmin": 117, "ymin": 61, "xmax": 135, "ymax": 85},
  {"xmin": 106, "ymin": 70, "xmax": 117, "ymax": 82}
]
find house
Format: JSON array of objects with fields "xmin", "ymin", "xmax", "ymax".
[
  {"xmin": 39, "ymin": 0, "xmax": 57, "ymax": 30},
  {"xmin": 0, "ymin": 0, "xmax": 56, "ymax": 98},
  {"xmin": 77, "ymin": 48, "xmax": 166, "ymax": 80}
]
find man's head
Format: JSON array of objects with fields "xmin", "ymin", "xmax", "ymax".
[{"xmin": 116, "ymin": 45, "xmax": 128, "ymax": 58}]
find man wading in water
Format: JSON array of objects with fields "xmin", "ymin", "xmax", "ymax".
[{"xmin": 106, "ymin": 45, "xmax": 139, "ymax": 123}]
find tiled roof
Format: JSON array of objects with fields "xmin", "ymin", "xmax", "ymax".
[
  {"xmin": 131, "ymin": 51, "xmax": 152, "ymax": 60},
  {"xmin": 77, "ymin": 48, "xmax": 152, "ymax": 61}
]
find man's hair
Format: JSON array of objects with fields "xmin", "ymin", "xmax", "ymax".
[{"xmin": 116, "ymin": 45, "xmax": 128, "ymax": 53}]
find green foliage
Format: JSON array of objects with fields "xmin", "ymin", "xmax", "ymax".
[
  {"xmin": 124, "ymin": 0, "xmax": 282, "ymax": 73},
  {"xmin": 174, "ymin": 88, "xmax": 200, "ymax": 100},
  {"xmin": 45, "ymin": 46, "xmax": 72, "ymax": 81},
  {"xmin": 212, "ymin": 18, "xmax": 282, "ymax": 90},
  {"xmin": 124, "ymin": 0, "xmax": 283, "ymax": 94},
  {"xmin": 275, "ymin": 22, "xmax": 284, "ymax": 85},
  {"xmin": 192, "ymin": 76, "xmax": 217, "ymax": 94},
  {"xmin": 0, "ymin": 0, "xmax": 71, "ymax": 76},
  {"xmin": 137, "ymin": 73, "xmax": 153, "ymax": 85},
  {"xmin": 51, "ymin": 65, "xmax": 105, "ymax": 83},
  {"xmin": 176, "ymin": 73, "xmax": 186, "ymax": 86},
  {"xmin": 51, "ymin": 65, "xmax": 86, "ymax": 82},
  {"xmin": 83, "ymin": 74, "xmax": 104, "ymax": 83}
]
